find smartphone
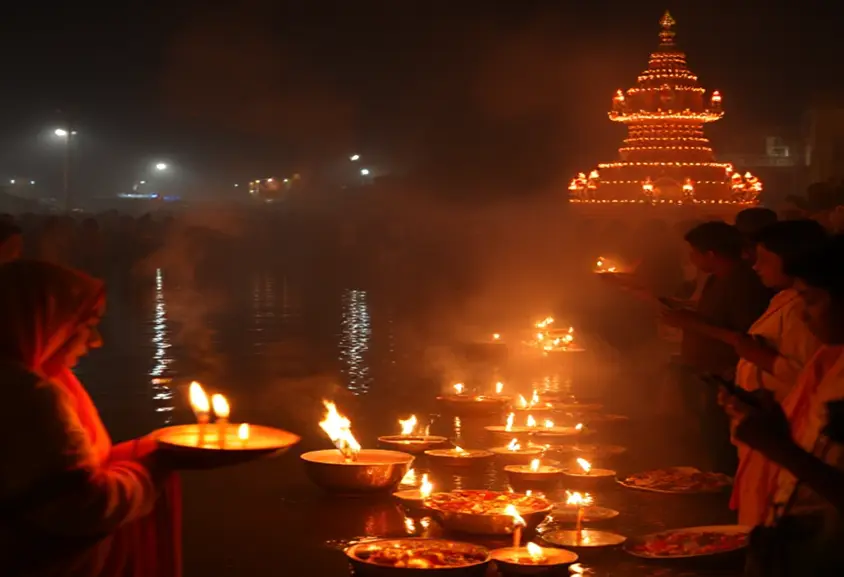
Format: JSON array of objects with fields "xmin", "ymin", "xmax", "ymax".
[{"xmin": 701, "ymin": 373, "xmax": 762, "ymax": 409}]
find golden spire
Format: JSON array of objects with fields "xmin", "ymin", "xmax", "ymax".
[{"xmin": 659, "ymin": 10, "xmax": 676, "ymax": 45}]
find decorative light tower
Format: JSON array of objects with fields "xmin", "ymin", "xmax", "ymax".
[{"xmin": 568, "ymin": 11, "xmax": 760, "ymax": 205}]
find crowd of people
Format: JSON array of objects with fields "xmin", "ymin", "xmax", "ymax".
[
  {"xmin": 605, "ymin": 207, "xmax": 844, "ymax": 576},
  {"xmin": 0, "ymin": 204, "xmax": 842, "ymax": 576}
]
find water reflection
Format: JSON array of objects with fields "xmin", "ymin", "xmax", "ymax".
[
  {"xmin": 339, "ymin": 289, "xmax": 372, "ymax": 395},
  {"xmin": 150, "ymin": 268, "xmax": 175, "ymax": 422}
]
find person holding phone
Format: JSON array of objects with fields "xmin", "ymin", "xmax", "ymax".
[{"xmin": 722, "ymin": 235, "xmax": 844, "ymax": 576}]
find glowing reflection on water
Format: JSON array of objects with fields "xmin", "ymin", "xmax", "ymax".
[
  {"xmin": 150, "ymin": 268, "xmax": 174, "ymax": 422},
  {"xmin": 250, "ymin": 272, "xmax": 277, "ymax": 342},
  {"xmin": 339, "ymin": 289, "xmax": 372, "ymax": 395}
]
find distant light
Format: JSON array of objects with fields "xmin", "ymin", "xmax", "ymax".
[
  {"xmin": 234, "ymin": 183, "xmax": 239, "ymax": 187},
  {"xmin": 54, "ymin": 128, "xmax": 68, "ymax": 137},
  {"xmin": 9, "ymin": 179, "xmax": 14, "ymax": 184},
  {"xmin": 360, "ymin": 168, "xmax": 370, "ymax": 176},
  {"xmin": 283, "ymin": 178, "xmax": 289, "ymax": 183},
  {"xmin": 30, "ymin": 180, "xmax": 35, "ymax": 185},
  {"xmin": 266, "ymin": 178, "xmax": 273, "ymax": 183},
  {"xmin": 350, "ymin": 154, "xmax": 360, "ymax": 161},
  {"xmin": 155, "ymin": 162, "xmax": 168, "ymax": 171},
  {"xmin": 139, "ymin": 180, "xmax": 146, "ymax": 185}
]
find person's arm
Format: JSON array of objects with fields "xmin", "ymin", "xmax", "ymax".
[
  {"xmin": 660, "ymin": 308, "xmax": 742, "ymax": 344},
  {"xmin": 734, "ymin": 335, "xmax": 778, "ymax": 374},
  {"xmin": 19, "ymin": 381, "xmax": 168, "ymax": 537}
]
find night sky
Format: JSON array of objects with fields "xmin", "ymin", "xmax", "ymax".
[{"xmin": 0, "ymin": 1, "xmax": 839, "ymax": 197}]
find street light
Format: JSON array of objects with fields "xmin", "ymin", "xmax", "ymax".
[
  {"xmin": 155, "ymin": 162, "xmax": 168, "ymax": 171},
  {"xmin": 54, "ymin": 128, "xmax": 68, "ymax": 137},
  {"xmin": 51, "ymin": 126, "xmax": 76, "ymax": 210},
  {"xmin": 360, "ymin": 168, "xmax": 370, "ymax": 176},
  {"xmin": 350, "ymin": 154, "xmax": 360, "ymax": 162}
]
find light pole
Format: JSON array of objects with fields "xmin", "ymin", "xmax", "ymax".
[{"xmin": 53, "ymin": 127, "xmax": 76, "ymax": 211}]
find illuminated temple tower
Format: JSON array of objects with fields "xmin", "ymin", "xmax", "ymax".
[{"xmin": 569, "ymin": 11, "xmax": 761, "ymax": 205}]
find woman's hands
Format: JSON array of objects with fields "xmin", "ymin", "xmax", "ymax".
[{"xmin": 721, "ymin": 388, "xmax": 796, "ymax": 459}]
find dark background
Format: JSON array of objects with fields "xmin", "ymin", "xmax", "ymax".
[{"xmin": 0, "ymin": 0, "xmax": 838, "ymax": 197}]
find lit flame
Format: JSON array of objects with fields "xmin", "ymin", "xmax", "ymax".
[
  {"xmin": 237, "ymin": 423, "xmax": 249, "ymax": 441},
  {"xmin": 536, "ymin": 317, "xmax": 554, "ymax": 329},
  {"xmin": 399, "ymin": 415, "xmax": 418, "ymax": 436},
  {"xmin": 526, "ymin": 415, "xmax": 537, "ymax": 428},
  {"xmin": 401, "ymin": 468, "xmax": 417, "ymax": 485},
  {"xmin": 526, "ymin": 542, "xmax": 545, "ymax": 561},
  {"xmin": 507, "ymin": 438, "xmax": 521, "ymax": 451},
  {"xmin": 211, "ymin": 394, "xmax": 229, "ymax": 419},
  {"xmin": 575, "ymin": 423, "xmax": 584, "ymax": 431},
  {"xmin": 531, "ymin": 390, "xmax": 539, "ymax": 405},
  {"xmin": 492, "ymin": 333, "xmax": 501, "ymax": 340},
  {"xmin": 420, "ymin": 474, "xmax": 433, "ymax": 498},
  {"xmin": 504, "ymin": 504, "xmax": 526, "ymax": 528},
  {"xmin": 505, "ymin": 413, "xmax": 515, "ymax": 432},
  {"xmin": 565, "ymin": 491, "xmax": 594, "ymax": 507},
  {"xmin": 319, "ymin": 401, "xmax": 361, "ymax": 460},
  {"xmin": 543, "ymin": 419, "xmax": 555, "ymax": 429},
  {"xmin": 530, "ymin": 459, "xmax": 541, "ymax": 472},
  {"xmin": 453, "ymin": 445, "xmax": 465, "ymax": 453},
  {"xmin": 518, "ymin": 394, "xmax": 528, "ymax": 408},
  {"xmin": 404, "ymin": 518, "xmax": 416, "ymax": 534},
  {"xmin": 577, "ymin": 458, "xmax": 592, "ymax": 474},
  {"xmin": 526, "ymin": 490, "xmax": 533, "ymax": 496},
  {"xmin": 189, "ymin": 381, "xmax": 210, "ymax": 415},
  {"xmin": 495, "ymin": 382, "xmax": 504, "ymax": 395},
  {"xmin": 453, "ymin": 383, "xmax": 464, "ymax": 395}
]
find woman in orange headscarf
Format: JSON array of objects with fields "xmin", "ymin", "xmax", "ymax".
[{"xmin": 0, "ymin": 260, "xmax": 181, "ymax": 576}]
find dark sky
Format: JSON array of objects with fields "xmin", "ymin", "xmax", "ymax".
[{"xmin": 0, "ymin": 1, "xmax": 839, "ymax": 197}]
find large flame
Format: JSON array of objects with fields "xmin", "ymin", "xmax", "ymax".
[
  {"xmin": 319, "ymin": 401, "xmax": 361, "ymax": 461},
  {"xmin": 189, "ymin": 381, "xmax": 210, "ymax": 415},
  {"xmin": 420, "ymin": 474, "xmax": 433, "ymax": 498},
  {"xmin": 399, "ymin": 415, "xmax": 418, "ymax": 436},
  {"xmin": 504, "ymin": 504, "xmax": 526, "ymax": 527},
  {"xmin": 526, "ymin": 542, "xmax": 545, "ymax": 561},
  {"xmin": 566, "ymin": 491, "xmax": 594, "ymax": 507}
]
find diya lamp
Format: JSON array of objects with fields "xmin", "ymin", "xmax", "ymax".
[
  {"xmin": 485, "ymin": 412, "xmax": 532, "ymax": 436},
  {"xmin": 301, "ymin": 401, "xmax": 414, "ymax": 494},
  {"xmin": 594, "ymin": 256, "xmax": 620, "ymax": 274},
  {"xmin": 425, "ymin": 445, "xmax": 494, "ymax": 467},
  {"xmin": 211, "ymin": 394, "xmax": 229, "ymax": 449},
  {"xmin": 393, "ymin": 473, "xmax": 434, "ymax": 511},
  {"xmin": 512, "ymin": 390, "xmax": 554, "ymax": 414},
  {"xmin": 505, "ymin": 459, "xmax": 563, "ymax": 490},
  {"xmin": 562, "ymin": 458, "xmax": 617, "ymax": 490},
  {"xmin": 378, "ymin": 414, "xmax": 448, "ymax": 453},
  {"xmin": 490, "ymin": 438, "xmax": 544, "ymax": 465},
  {"xmin": 534, "ymin": 422, "xmax": 586, "ymax": 440},
  {"xmin": 490, "ymin": 541, "xmax": 578, "ymax": 575},
  {"xmin": 538, "ymin": 492, "xmax": 626, "ymax": 550},
  {"xmin": 505, "ymin": 505, "xmax": 527, "ymax": 550}
]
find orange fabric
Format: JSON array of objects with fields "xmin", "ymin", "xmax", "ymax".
[
  {"xmin": 731, "ymin": 346, "xmax": 842, "ymax": 526},
  {"xmin": 0, "ymin": 260, "xmax": 181, "ymax": 577}
]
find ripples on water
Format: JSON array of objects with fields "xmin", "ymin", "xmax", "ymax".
[
  {"xmin": 339, "ymin": 288, "xmax": 372, "ymax": 395},
  {"xmin": 150, "ymin": 268, "xmax": 175, "ymax": 422}
]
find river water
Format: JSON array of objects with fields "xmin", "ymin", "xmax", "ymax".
[{"xmin": 75, "ymin": 241, "xmax": 740, "ymax": 577}]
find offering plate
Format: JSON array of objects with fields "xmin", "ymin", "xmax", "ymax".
[
  {"xmin": 378, "ymin": 435, "xmax": 449, "ymax": 454},
  {"xmin": 155, "ymin": 424, "xmax": 300, "ymax": 469},
  {"xmin": 489, "ymin": 546, "xmax": 578, "ymax": 575},
  {"xmin": 346, "ymin": 538, "xmax": 490, "ymax": 576},
  {"xmin": 301, "ymin": 449, "xmax": 414, "ymax": 494}
]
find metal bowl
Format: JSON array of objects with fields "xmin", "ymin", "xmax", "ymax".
[
  {"xmin": 425, "ymin": 493, "xmax": 552, "ymax": 536},
  {"xmin": 346, "ymin": 538, "xmax": 490, "ymax": 577},
  {"xmin": 489, "ymin": 546, "xmax": 578, "ymax": 575},
  {"xmin": 378, "ymin": 435, "xmax": 450, "ymax": 454},
  {"xmin": 300, "ymin": 449, "xmax": 414, "ymax": 494},
  {"xmin": 425, "ymin": 449, "xmax": 495, "ymax": 468}
]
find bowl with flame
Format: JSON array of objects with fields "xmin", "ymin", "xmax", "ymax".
[
  {"xmin": 489, "ymin": 439, "xmax": 544, "ymax": 465},
  {"xmin": 379, "ymin": 415, "xmax": 449, "ymax": 454},
  {"xmin": 346, "ymin": 538, "xmax": 491, "ymax": 577},
  {"xmin": 486, "ymin": 414, "xmax": 585, "ymax": 438},
  {"xmin": 490, "ymin": 542, "xmax": 578, "ymax": 575},
  {"xmin": 424, "ymin": 490, "xmax": 552, "ymax": 536},
  {"xmin": 302, "ymin": 401, "xmax": 414, "ymax": 494},
  {"xmin": 437, "ymin": 383, "xmax": 511, "ymax": 415}
]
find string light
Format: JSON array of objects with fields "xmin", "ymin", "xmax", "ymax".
[{"xmin": 567, "ymin": 10, "xmax": 761, "ymax": 205}]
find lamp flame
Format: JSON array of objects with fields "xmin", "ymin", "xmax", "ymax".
[
  {"xmin": 453, "ymin": 383, "xmax": 464, "ymax": 395},
  {"xmin": 531, "ymin": 390, "xmax": 539, "ymax": 405},
  {"xmin": 575, "ymin": 423, "xmax": 584, "ymax": 431},
  {"xmin": 505, "ymin": 412, "xmax": 515, "ymax": 432},
  {"xmin": 495, "ymin": 382, "xmax": 504, "ymax": 395},
  {"xmin": 526, "ymin": 542, "xmax": 545, "ymax": 561},
  {"xmin": 319, "ymin": 401, "xmax": 361, "ymax": 461},
  {"xmin": 577, "ymin": 458, "xmax": 592, "ymax": 474},
  {"xmin": 566, "ymin": 491, "xmax": 594, "ymax": 507},
  {"xmin": 526, "ymin": 415, "xmax": 537, "ymax": 428},
  {"xmin": 530, "ymin": 459, "xmax": 541, "ymax": 472},
  {"xmin": 399, "ymin": 415, "xmax": 418, "ymax": 436},
  {"xmin": 492, "ymin": 333, "xmax": 501, "ymax": 340},
  {"xmin": 453, "ymin": 445, "xmax": 465, "ymax": 453},
  {"xmin": 237, "ymin": 423, "xmax": 249, "ymax": 441},
  {"xmin": 504, "ymin": 504, "xmax": 526, "ymax": 528},
  {"xmin": 211, "ymin": 394, "xmax": 229, "ymax": 419},
  {"xmin": 401, "ymin": 468, "xmax": 417, "ymax": 485},
  {"xmin": 507, "ymin": 438, "xmax": 521, "ymax": 451},
  {"xmin": 518, "ymin": 394, "xmax": 528, "ymax": 408},
  {"xmin": 189, "ymin": 381, "xmax": 210, "ymax": 415},
  {"xmin": 420, "ymin": 474, "xmax": 433, "ymax": 498},
  {"xmin": 543, "ymin": 419, "xmax": 555, "ymax": 429}
]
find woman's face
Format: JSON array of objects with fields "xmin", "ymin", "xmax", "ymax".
[
  {"xmin": 794, "ymin": 279, "xmax": 844, "ymax": 345},
  {"xmin": 753, "ymin": 244, "xmax": 790, "ymax": 289},
  {"xmin": 50, "ymin": 304, "xmax": 105, "ymax": 370}
]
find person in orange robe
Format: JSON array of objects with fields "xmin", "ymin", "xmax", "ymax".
[{"xmin": 0, "ymin": 260, "xmax": 181, "ymax": 577}]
